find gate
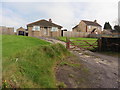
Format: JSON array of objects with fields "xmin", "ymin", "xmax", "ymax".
[{"xmin": 66, "ymin": 37, "xmax": 100, "ymax": 50}]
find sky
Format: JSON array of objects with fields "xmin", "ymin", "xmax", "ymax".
[
  {"xmin": 118, "ymin": 1, "xmax": 120, "ymax": 25},
  {"xmin": 0, "ymin": 0, "xmax": 119, "ymax": 31}
]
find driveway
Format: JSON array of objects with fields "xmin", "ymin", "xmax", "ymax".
[{"xmin": 39, "ymin": 37, "xmax": 119, "ymax": 88}]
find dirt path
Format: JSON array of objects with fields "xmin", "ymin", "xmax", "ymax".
[
  {"xmin": 39, "ymin": 37, "xmax": 118, "ymax": 88},
  {"xmin": 38, "ymin": 37, "xmax": 66, "ymax": 46},
  {"xmin": 71, "ymin": 50, "xmax": 118, "ymax": 88}
]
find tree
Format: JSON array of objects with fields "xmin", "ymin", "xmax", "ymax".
[
  {"xmin": 103, "ymin": 22, "xmax": 112, "ymax": 30},
  {"xmin": 114, "ymin": 25, "xmax": 120, "ymax": 32}
]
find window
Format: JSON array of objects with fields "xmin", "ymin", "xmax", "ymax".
[
  {"xmin": 51, "ymin": 27, "xmax": 58, "ymax": 31},
  {"xmin": 32, "ymin": 26, "xmax": 40, "ymax": 31},
  {"xmin": 88, "ymin": 26, "xmax": 91, "ymax": 29}
]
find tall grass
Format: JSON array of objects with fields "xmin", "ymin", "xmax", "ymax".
[{"xmin": 3, "ymin": 43, "xmax": 70, "ymax": 88}]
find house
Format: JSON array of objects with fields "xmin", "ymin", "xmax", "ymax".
[
  {"xmin": 72, "ymin": 20, "xmax": 102, "ymax": 34},
  {"xmin": 17, "ymin": 27, "xmax": 28, "ymax": 36},
  {"xmin": 27, "ymin": 19, "xmax": 62, "ymax": 37},
  {"xmin": 0, "ymin": 26, "xmax": 14, "ymax": 35}
]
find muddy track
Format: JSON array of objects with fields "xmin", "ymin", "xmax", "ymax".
[
  {"xmin": 71, "ymin": 50, "xmax": 118, "ymax": 88},
  {"xmin": 39, "ymin": 37, "xmax": 119, "ymax": 88}
]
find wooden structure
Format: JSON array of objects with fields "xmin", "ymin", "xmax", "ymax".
[
  {"xmin": 99, "ymin": 37, "xmax": 120, "ymax": 51},
  {"xmin": 66, "ymin": 36, "xmax": 120, "ymax": 51},
  {"xmin": 66, "ymin": 37, "xmax": 98, "ymax": 50}
]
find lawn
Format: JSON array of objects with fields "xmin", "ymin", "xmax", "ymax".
[
  {"xmin": 57, "ymin": 37, "xmax": 98, "ymax": 50},
  {"xmin": 2, "ymin": 35, "xmax": 70, "ymax": 88},
  {"xmin": 2, "ymin": 35, "xmax": 50, "ymax": 58}
]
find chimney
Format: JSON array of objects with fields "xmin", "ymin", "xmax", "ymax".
[
  {"xmin": 49, "ymin": 19, "xmax": 52, "ymax": 23},
  {"xmin": 94, "ymin": 20, "xmax": 97, "ymax": 23}
]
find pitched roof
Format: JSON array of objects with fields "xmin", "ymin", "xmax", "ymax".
[
  {"xmin": 17, "ymin": 27, "xmax": 26, "ymax": 31},
  {"xmin": 82, "ymin": 20, "xmax": 102, "ymax": 27},
  {"xmin": 27, "ymin": 19, "xmax": 62, "ymax": 28},
  {"xmin": 72, "ymin": 25, "xmax": 78, "ymax": 29},
  {"xmin": 18, "ymin": 27, "xmax": 25, "ymax": 29}
]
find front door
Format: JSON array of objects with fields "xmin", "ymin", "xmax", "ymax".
[{"xmin": 43, "ymin": 28, "xmax": 49, "ymax": 36}]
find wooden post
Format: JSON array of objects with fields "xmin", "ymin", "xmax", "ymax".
[
  {"xmin": 98, "ymin": 38, "xmax": 102, "ymax": 51},
  {"xmin": 66, "ymin": 37, "xmax": 70, "ymax": 49}
]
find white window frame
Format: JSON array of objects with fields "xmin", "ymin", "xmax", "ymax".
[
  {"xmin": 51, "ymin": 27, "xmax": 58, "ymax": 32},
  {"xmin": 32, "ymin": 26, "xmax": 40, "ymax": 31},
  {"xmin": 88, "ymin": 26, "xmax": 91, "ymax": 29}
]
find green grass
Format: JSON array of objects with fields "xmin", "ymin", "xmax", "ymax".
[
  {"xmin": 2, "ymin": 35, "xmax": 70, "ymax": 88},
  {"xmin": 2, "ymin": 35, "xmax": 50, "ymax": 58},
  {"xmin": 57, "ymin": 37, "xmax": 97, "ymax": 42},
  {"xmin": 57, "ymin": 37, "xmax": 98, "ymax": 50}
]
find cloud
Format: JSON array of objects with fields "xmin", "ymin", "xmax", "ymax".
[
  {"xmin": 1, "ymin": 2, "xmax": 78, "ymax": 30},
  {"xmin": 37, "ymin": 3, "xmax": 77, "ymax": 30},
  {"xmin": 0, "ymin": 1, "xmax": 118, "ymax": 31},
  {"xmin": 1, "ymin": 5, "xmax": 28, "ymax": 30},
  {"xmin": 79, "ymin": 2, "xmax": 118, "ymax": 28},
  {"xmin": 118, "ymin": 1, "xmax": 120, "ymax": 25},
  {"xmin": 1, "ymin": 0, "xmax": 119, "ymax": 2}
]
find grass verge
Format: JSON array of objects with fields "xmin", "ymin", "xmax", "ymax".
[
  {"xmin": 3, "ymin": 43, "xmax": 70, "ymax": 88},
  {"xmin": 2, "ymin": 35, "xmax": 71, "ymax": 88}
]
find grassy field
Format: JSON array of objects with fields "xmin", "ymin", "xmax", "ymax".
[
  {"xmin": 2, "ymin": 35, "xmax": 70, "ymax": 88},
  {"xmin": 2, "ymin": 35, "xmax": 50, "ymax": 58},
  {"xmin": 57, "ymin": 37, "xmax": 98, "ymax": 50}
]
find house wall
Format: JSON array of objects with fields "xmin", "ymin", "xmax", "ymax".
[
  {"xmin": 79, "ymin": 21, "xmax": 87, "ymax": 32},
  {"xmin": 28, "ymin": 27, "xmax": 33, "ymax": 36},
  {"xmin": 41, "ymin": 27, "xmax": 50, "ymax": 37},
  {"xmin": 50, "ymin": 29, "xmax": 61, "ymax": 37},
  {"xmin": 73, "ymin": 21, "xmax": 102, "ymax": 34},
  {"xmin": 28, "ymin": 26, "xmax": 61, "ymax": 37},
  {"xmin": 0, "ymin": 26, "xmax": 14, "ymax": 35},
  {"xmin": 32, "ymin": 31, "xmax": 40, "ymax": 37},
  {"xmin": 87, "ymin": 25, "xmax": 102, "ymax": 34},
  {"xmin": 28, "ymin": 27, "xmax": 42, "ymax": 37},
  {"xmin": 73, "ymin": 27, "xmax": 79, "ymax": 32},
  {"xmin": 72, "ymin": 21, "xmax": 87, "ymax": 32}
]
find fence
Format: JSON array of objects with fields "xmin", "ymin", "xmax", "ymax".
[
  {"xmin": 63, "ymin": 31, "xmax": 89, "ymax": 37},
  {"xmin": 66, "ymin": 37, "xmax": 120, "ymax": 51},
  {"xmin": 63, "ymin": 31, "xmax": 120, "ymax": 38}
]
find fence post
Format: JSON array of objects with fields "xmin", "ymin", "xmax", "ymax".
[
  {"xmin": 66, "ymin": 37, "xmax": 70, "ymax": 49},
  {"xmin": 98, "ymin": 38, "xmax": 102, "ymax": 51}
]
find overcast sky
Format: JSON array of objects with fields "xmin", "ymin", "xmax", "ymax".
[{"xmin": 0, "ymin": 0, "xmax": 119, "ymax": 31}]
